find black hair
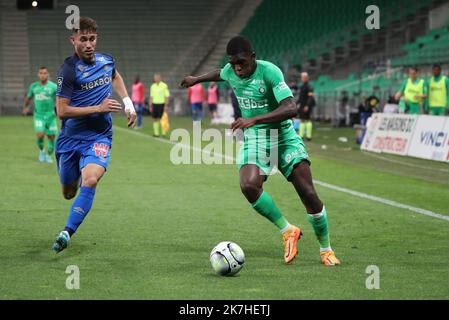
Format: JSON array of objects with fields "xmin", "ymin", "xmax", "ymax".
[
  {"xmin": 409, "ymin": 66, "xmax": 418, "ymax": 72},
  {"xmin": 433, "ymin": 63, "xmax": 441, "ymax": 69},
  {"xmin": 226, "ymin": 36, "xmax": 254, "ymax": 56}
]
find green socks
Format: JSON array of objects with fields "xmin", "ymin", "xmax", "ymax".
[
  {"xmin": 252, "ymin": 191, "xmax": 290, "ymax": 231},
  {"xmin": 307, "ymin": 206, "xmax": 331, "ymax": 250},
  {"xmin": 36, "ymin": 137, "xmax": 44, "ymax": 150},
  {"xmin": 153, "ymin": 121, "xmax": 161, "ymax": 136},
  {"xmin": 47, "ymin": 139, "xmax": 55, "ymax": 155}
]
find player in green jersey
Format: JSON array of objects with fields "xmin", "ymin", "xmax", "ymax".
[
  {"xmin": 181, "ymin": 36, "xmax": 340, "ymax": 266},
  {"xmin": 22, "ymin": 66, "xmax": 58, "ymax": 163}
]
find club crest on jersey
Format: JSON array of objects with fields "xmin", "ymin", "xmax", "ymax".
[
  {"xmin": 259, "ymin": 87, "xmax": 266, "ymax": 94},
  {"xmin": 93, "ymin": 143, "xmax": 109, "ymax": 158},
  {"xmin": 78, "ymin": 65, "xmax": 86, "ymax": 72}
]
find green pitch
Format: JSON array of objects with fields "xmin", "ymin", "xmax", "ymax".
[{"xmin": 1, "ymin": 116, "xmax": 449, "ymax": 299}]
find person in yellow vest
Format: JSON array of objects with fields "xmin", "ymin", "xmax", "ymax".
[
  {"xmin": 426, "ymin": 64, "xmax": 449, "ymax": 116},
  {"xmin": 395, "ymin": 67, "xmax": 427, "ymax": 115},
  {"xmin": 150, "ymin": 73, "xmax": 170, "ymax": 137}
]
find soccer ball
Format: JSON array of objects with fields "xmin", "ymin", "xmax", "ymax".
[{"xmin": 210, "ymin": 241, "xmax": 245, "ymax": 276}]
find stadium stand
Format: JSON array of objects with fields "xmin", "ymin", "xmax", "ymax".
[
  {"xmin": 0, "ymin": 0, "xmax": 260, "ymax": 114},
  {"xmin": 392, "ymin": 22, "xmax": 449, "ymax": 66}
]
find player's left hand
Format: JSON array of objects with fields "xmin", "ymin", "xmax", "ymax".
[
  {"xmin": 231, "ymin": 117, "xmax": 256, "ymax": 131},
  {"xmin": 126, "ymin": 110, "xmax": 137, "ymax": 128}
]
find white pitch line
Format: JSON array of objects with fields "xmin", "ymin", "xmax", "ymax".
[
  {"xmin": 362, "ymin": 151, "xmax": 449, "ymax": 173},
  {"xmin": 114, "ymin": 125, "xmax": 449, "ymax": 222}
]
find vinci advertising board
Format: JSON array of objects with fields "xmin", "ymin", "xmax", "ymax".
[
  {"xmin": 407, "ymin": 115, "xmax": 449, "ymax": 162},
  {"xmin": 361, "ymin": 113, "xmax": 417, "ymax": 155}
]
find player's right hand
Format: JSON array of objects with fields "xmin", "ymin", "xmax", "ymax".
[
  {"xmin": 181, "ymin": 76, "xmax": 196, "ymax": 88},
  {"xmin": 98, "ymin": 98, "xmax": 122, "ymax": 113}
]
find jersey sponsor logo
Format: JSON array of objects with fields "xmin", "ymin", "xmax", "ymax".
[
  {"xmin": 57, "ymin": 77, "xmax": 63, "ymax": 92},
  {"xmin": 80, "ymin": 76, "xmax": 112, "ymax": 91},
  {"xmin": 93, "ymin": 143, "xmax": 109, "ymax": 158},
  {"xmin": 35, "ymin": 92, "xmax": 52, "ymax": 101},
  {"xmin": 237, "ymin": 97, "xmax": 268, "ymax": 109}
]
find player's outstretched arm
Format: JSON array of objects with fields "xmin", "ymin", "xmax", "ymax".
[
  {"xmin": 56, "ymin": 97, "xmax": 122, "ymax": 119},
  {"xmin": 181, "ymin": 69, "xmax": 222, "ymax": 88},
  {"xmin": 22, "ymin": 96, "xmax": 33, "ymax": 115},
  {"xmin": 231, "ymin": 97, "xmax": 297, "ymax": 131},
  {"xmin": 112, "ymin": 71, "xmax": 137, "ymax": 128}
]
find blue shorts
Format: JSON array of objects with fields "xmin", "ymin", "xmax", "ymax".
[
  {"xmin": 55, "ymin": 135, "xmax": 112, "ymax": 185},
  {"xmin": 191, "ymin": 102, "xmax": 203, "ymax": 111}
]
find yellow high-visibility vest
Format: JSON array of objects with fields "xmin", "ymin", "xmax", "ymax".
[
  {"xmin": 429, "ymin": 76, "xmax": 447, "ymax": 107},
  {"xmin": 404, "ymin": 78, "xmax": 424, "ymax": 104}
]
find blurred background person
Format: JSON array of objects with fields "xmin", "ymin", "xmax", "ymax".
[
  {"xmin": 150, "ymin": 73, "xmax": 170, "ymax": 137},
  {"xmin": 188, "ymin": 82, "xmax": 206, "ymax": 124},
  {"xmin": 426, "ymin": 64, "xmax": 449, "ymax": 116},
  {"xmin": 131, "ymin": 75, "xmax": 145, "ymax": 129},
  {"xmin": 395, "ymin": 67, "xmax": 427, "ymax": 115},
  {"xmin": 230, "ymin": 89, "xmax": 241, "ymax": 121},
  {"xmin": 22, "ymin": 66, "xmax": 58, "ymax": 163},
  {"xmin": 207, "ymin": 82, "xmax": 219, "ymax": 124},
  {"xmin": 383, "ymin": 96, "xmax": 400, "ymax": 114},
  {"xmin": 297, "ymin": 72, "xmax": 315, "ymax": 140}
]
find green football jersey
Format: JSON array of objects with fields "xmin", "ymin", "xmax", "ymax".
[
  {"xmin": 220, "ymin": 60, "xmax": 293, "ymax": 128},
  {"xmin": 27, "ymin": 81, "xmax": 57, "ymax": 114}
]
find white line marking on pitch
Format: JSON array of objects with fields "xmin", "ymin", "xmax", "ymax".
[
  {"xmin": 114, "ymin": 126, "xmax": 449, "ymax": 222},
  {"xmin": 362, "ymin": 151, "xmax": 449, "ymax": 173}
]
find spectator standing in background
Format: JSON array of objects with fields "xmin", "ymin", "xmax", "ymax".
[
  {"xmin": 131, "ymin": 75, "xmax": 144, "ymax": 129},
  {"xmin": 208, "ymin": 82, "xmax": 220, "ymax": 124},
  {"xmin": 426, "ymin": 64, "xmax": 449, "ymax": 116},
  {"xmin": 188, "ymin": 83, "xmax": 206, "ymax": 123},
  {"xmin": 297, "ymin": 72, "xmax": 315, "ymax": 140},
  {"xmin": 150, "ymin": 73, "xmax": 170, "ymax": 137},
  {"xmin": 395, "ymin": 67, "xmax": 427, "ymax": 115}
]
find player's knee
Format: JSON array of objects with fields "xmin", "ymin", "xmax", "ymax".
[
  {"xmin": 47, "ymin": 135, "xmax": 55, "ymax": 140},
  {"xmin": 82, "ymin": 176, "xmax": 99, "ymax": 188},
  {"xmin": 37, "ymin": 132, "xmax": 45, "ymax": 139},
  {"xmin": 240, "ymin": 181, "xmax": 260, "ymax": 200}
]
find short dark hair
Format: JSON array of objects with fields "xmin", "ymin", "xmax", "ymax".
[
  {"xmin": 433, "ymin": 63, "xmax": 441, "ymax": 69},
  {"xmin": 409, "ymin": 66, "xmax": 418, "ymax": 72},
  {"xmin": 72, "ymin": 16, "xmax": 98, "ymax": 34},
  {"xmin": 39, "ymin": 66, "xmax": 47, "ymax": 70},
  {"xmin": 226, "ymin": 36, "xmax": 254, "ymax": 56}
]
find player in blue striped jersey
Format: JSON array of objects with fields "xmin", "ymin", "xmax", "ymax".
[{"xmin": 52, "ymin": 17, "xmax": 136, "ymax": 253}]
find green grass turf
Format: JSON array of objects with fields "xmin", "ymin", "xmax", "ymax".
[{"xmin": 1, "ymin": 115, "xmax": 448, "ymax": 299}]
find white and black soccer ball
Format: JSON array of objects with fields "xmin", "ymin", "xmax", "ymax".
[{"xmin": 210, "ymin": 241, "xmax": 245, "ymax": 276}]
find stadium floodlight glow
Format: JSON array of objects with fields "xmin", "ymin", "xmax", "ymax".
[{"xmin": 32, "ymin": 1, "xmax": 38, "ymax": 7}]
